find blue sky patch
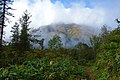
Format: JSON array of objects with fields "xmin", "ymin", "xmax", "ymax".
[{"xmin": 51, "ymin": 0, "xmax": 93, "ymax": 8}]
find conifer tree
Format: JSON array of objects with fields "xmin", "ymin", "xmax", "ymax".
[
  {"xmin": 11, "ymin": 22, "xmax": 19, "ymax": 48},
  {"xmin": 48, "ymin": 34, "xmax": 63, "ymax": 50},
  {"xmin": 19, "ymin": 10, "xmax": 32, "ymax": 51},
  {"xmin": 30, "ymin": 28, "xmax": 44, "ymax": 50},
  {"xmin": 0, "ymin": 0, "xmax": 14, "ymax": 47}
]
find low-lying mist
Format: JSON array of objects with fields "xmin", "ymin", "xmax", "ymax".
[{"xmin": 31, "ymin": 23, "xmax": 98, "ymax": 47}]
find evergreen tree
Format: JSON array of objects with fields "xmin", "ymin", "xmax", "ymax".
[
  {"xmin": 33, "ymin": 38, "xmax": 44, "ymax": 50},
  {"xmin": 19, "ymin": 10, "xmax": 32, "ymax": 51},
  {"xmin": 0, "ymin": 0, "xmax": 14, "ymax": 47},
  {"xmin": 10, "ymin": 22, "xmax": 19, "ymax": 48},
  {"xmin": 48, "ymin": 34, "xmax": 63, "ymax": 50},
  {"xmin": 99, "ymin": 25, "xmax": 110, "ymax": 43},
  {"xmin": 30, "ymin": 28, "xmax": 44, "ymax": 50},
  {"xmin": 89, "ymin": 35, "xmax": 100, "ymax": 51}
]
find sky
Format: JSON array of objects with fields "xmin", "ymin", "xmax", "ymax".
[{"xmin": 4, "ymin": 0, "xmax": 120, "ymax": 41}]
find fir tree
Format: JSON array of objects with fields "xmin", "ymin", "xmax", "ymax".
[
  {"xmin": 11, "ymin": 22, "xmax": 19, "ymax": 48},
  {"xmin": 19, "ymin": 10, "xmax": 32, "ymax": 51},
  {"xmin": 48, "ymin": 34, "xmax": 63, "ymax": 50},
  {"xmin": 0, "ymin": 0, "xmax": 14, "ymax": 47}
]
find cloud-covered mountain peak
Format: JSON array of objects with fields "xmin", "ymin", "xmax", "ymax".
[{"xmin": 33, "ymin": 23, "xmax": 95, "ymax": 47}]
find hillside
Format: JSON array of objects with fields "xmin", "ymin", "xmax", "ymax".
[{"xmin": 32, "ymin": 23, "xmax": 95, "ymax": 47}]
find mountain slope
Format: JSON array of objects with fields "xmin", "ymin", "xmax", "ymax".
[{"xmin": 32, "ymin": 23, "xmax": 95, "ymax": 47}]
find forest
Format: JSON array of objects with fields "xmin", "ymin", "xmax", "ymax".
[{"xmin": 0, "ymin": 0, "xmax": 120, "ymax": 80}]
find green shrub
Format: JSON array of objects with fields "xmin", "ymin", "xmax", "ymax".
[{"xmin": 0, "ymin": 57, "xmax": 84, "ymax": 80}]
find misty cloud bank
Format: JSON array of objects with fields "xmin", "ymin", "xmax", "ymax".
[
  {"xmin": 4, "ymin": 0, "xmax": 120, "ymax": 43},
  {"xmin": 33, "ymin": 23, "xmax": 94, "ymax": 47}
]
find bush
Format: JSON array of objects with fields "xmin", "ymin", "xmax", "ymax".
[{"xmin": 0, "ymin": 57, "xmax": 84, "ymax": 80}]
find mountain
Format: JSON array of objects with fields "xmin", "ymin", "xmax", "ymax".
[{"xmin": 32, "ymin": 23, "xmax": 96, "ymax": 47}]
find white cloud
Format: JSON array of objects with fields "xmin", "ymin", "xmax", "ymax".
[{"xmin": 4, "ymin": 0, "xmax": 120, "ymax": 41}]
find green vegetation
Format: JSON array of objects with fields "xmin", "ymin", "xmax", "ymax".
[
  {"xmin": 0, "ymin": 0, "xmax": 14, "ymax": 52},
  {"xmin": 0, "ymin": 57, "xmax": 84, "ymax": 80},
  {"xmin": 19, "ymin": 10, "xmax": 32, "ymax": 51},
  {"xmin": 91, "ymin": 27, "xmax": 120, "ymax": 80},
  {"xmin": 48, "ymin": 34, "xmax": 63, "ymax": 50},
  {"xmin": 0, "ymin": 4, "xmax": 120, "ymax": 79}
]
